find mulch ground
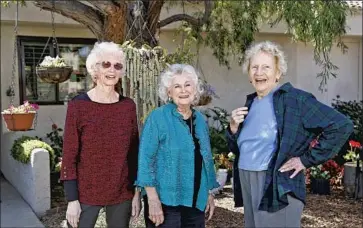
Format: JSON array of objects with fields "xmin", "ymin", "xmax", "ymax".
[{"xmin": 41, "ymin": 185, "xmax": 363, "ymax": 228}]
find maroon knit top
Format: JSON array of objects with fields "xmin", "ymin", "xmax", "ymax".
[{"xmin": 60, "ymin": 93, "xmax": 139, "ymax": 205}]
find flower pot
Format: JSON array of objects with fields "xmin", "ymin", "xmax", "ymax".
[
  {"xmin": 2, "ymin": 113, "xmax": 35, "ymax": 131},
  {"xmin": 311, "ymin": 178, "xmax": 330, "ymax": 195},
  {"xmin": 216, "ymin": 169, "xmax": 228, "ymax": 190},
  {"xmin": 36, "ymin": 66, "xmax": 73, "ymax": 84},
  {"xmin": 343, "ymin": 162, "xmax": 363, "ymax": 198},
  {"xmin": 197, "ymin": 95, "xmax": 212, "ymax": 106}
]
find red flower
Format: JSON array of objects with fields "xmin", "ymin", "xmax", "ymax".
[
  {"xmin": 52, "ymin": 124, "xmax": 58, "ymax": 130},
  {"xmin": 349, "ymin": 140, "xmax": 361, "ymax": 149}
]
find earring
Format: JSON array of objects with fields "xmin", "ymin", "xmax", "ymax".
[{"xmin": 168, "ymin": 97, "xmax": 172, "ymax": 102}]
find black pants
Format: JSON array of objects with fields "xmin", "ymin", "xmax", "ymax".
[
  {"xmin": 144, "ymin": 197, "xmax": 205, "ymax": 228},
  {"xmin": 67, "ymin": 200, "xmax": 132, "ymax": 228}
]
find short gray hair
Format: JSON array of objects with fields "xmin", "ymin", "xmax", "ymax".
[
  {"xmin": 242, "ymin": 41, "xmax": 287, "ymax": 76},
  {"xmin": 86, "ymin": 41, "xmax": 126, "ymax": 77},
  {"xmin": 158, "ymin": 64, "xmax": 204, "ymax": 104}
]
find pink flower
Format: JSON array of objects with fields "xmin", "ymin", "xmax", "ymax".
[{"xmin": 31, "ymin": 103, "xmax": 39, "ymax": 110}]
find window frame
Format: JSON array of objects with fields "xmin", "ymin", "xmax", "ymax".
[{"xmin": 17, "ymin": 36, "xmax": 97, "ymax": 105}]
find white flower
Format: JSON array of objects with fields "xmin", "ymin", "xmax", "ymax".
[
  {"xmin": 39, "ymin": 55, "xmax": 67, "ymax": 68},
  {"xmin": 228, "ymin": 152, "xmax": 234, "ymax": 158}
]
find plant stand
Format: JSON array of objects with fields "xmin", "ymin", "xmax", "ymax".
[
  {"xmin": 216, "ymin": 169, "xmax": 228, "ymax": 191},
  {"xmin": 311, "ymin": 178, "xmax": 330, "ymax": 195},
  {"xmin": 2, "ymin": 113, "xmax": 35, "ymax": 131}
]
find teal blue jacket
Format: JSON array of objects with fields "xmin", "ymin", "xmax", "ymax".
[{"xmin": 135, "ymin": 102, "xmax": 219, "ymax": 211}]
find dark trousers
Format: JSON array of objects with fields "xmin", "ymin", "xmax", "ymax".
[
  {"xmin": 67, "ymin": 200, "xmax": 132, "ymax": 228},
  {"xmin": 144, "ymin": 197, "xmax": 205, "ymax": 228}
]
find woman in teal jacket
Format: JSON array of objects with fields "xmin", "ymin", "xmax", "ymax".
[{"xmin": 135, "ymin": 64, "xmax": 219, "ymax": 228}]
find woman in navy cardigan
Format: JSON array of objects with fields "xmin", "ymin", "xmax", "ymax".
[
  {"xmin": 227, "ymin": 41, "xmax": 353, "ymax": 228},
  {"xmin": 135, "ymin": 64, "xmax": 219, "ymax": 228}
]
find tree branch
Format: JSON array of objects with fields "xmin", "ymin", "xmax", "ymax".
[
  {"xmin": 146, "ymin": 0, "xmax": 164, "ymax": 34},
  {"xmin": 158, "ymin": 0, "xmax": 213, "ymax": 28},
  {"xmin": 159, "ymin": 14, "xmax": 199, "ymax": 28},
  {"xmin": 33, "ymin": 1, "xmax": 103, "ymax": 39},
  {"xmin": 85, "ymin": 1, "xmax": 117, "ymax": 14}
]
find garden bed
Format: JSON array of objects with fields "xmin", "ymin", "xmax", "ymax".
[{"xmin": 40, "ymin": 185, "xmax": 362, "ymax": 228}]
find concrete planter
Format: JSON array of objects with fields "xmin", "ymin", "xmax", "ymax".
[{"xmin": 343, "ymin": 162, "xmax": 363, "ymax": 198}]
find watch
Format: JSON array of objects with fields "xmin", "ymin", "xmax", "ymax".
[{"xmin": 209, "ymin": 188, "xmax": 218, "ymax": 197}]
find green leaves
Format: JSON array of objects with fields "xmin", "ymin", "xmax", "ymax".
[
  {"xmin": 332, "ymin": 97, "xmax": 363, "ymax": 143},
  {"xmin": 1, "ymin": 0, "xmax": 26, "ymax": 7},
  {"xmin": 11, "ymin": 136, "xmax": 55, "ymax": 170},
  {"xmin": 181, "ymin": 0, "xmax": 350, "ymax": 90}
]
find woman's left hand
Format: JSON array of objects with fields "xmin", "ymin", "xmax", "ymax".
[
  {"xmin": 205, "ymin": 194, "xmax": 215, "ymax": 221},
  {"xmin": 131, "ymin": 192, "xmax": 141, "ymax": 220},
  {"xmin": 279, "ymin": 157, "xmax": 306, "ymax": 178}
]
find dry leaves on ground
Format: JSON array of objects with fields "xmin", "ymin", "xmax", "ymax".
[{"xmin": 41, "ymin": 185, "xmax": 362, "ymax": 228}]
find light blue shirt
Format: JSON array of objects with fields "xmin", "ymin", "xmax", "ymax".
[{"xmin": 237, "ymin": 87, "xmax": 279, "ymax": 171}]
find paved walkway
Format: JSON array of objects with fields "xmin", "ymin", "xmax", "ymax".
[{"xmin": 1, "ymin": 177, "xmax": 44, "ymax": 227}]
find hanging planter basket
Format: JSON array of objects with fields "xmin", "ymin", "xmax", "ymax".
[
  {"xmin": 36, "ymin": 66, "xmax": 73, "ymax": 84},
  {"xmin": 2, "ymin": 112, "xmax": 36, "ymax": 131}
]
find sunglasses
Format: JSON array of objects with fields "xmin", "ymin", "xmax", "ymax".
[{"xmin": 99, "ymin": 61, "xmax": 123, "ymax": 71}]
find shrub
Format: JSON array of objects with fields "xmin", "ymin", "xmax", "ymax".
[
  {"xmin": 11, "ymin": 136, "xmax": 55, "ymax": 170},
  {"xmin": 331, "ymin": 96, "xmax": 363, "ymax": 164}
]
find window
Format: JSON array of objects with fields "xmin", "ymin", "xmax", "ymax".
[{"xmin": 18, "ymin": 36, "xmax": 97, "ymax": 105}]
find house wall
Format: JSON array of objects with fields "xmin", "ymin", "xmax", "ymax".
[{"xmin": 1, "ymin": 3, "xmax": 362, "ymax": 163}]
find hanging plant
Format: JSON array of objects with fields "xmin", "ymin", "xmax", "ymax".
[
  {"xmin": 36, "ymin": 56, "xmax": 73, "ymax": 84},
  {"xmin": 119, "ymin": 41, "xmax": 168, "ymax": 127},
  {"xmin": 1, "ymin": 101, "xmax": 39, "ymax": 131}
]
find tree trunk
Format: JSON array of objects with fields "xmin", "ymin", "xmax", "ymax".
[
  {"xmin": 100, "ymin": 2, "xmax": 159, "ymax": 47},
  {"xmin": 33, "ymin": 1, "xmax": 161, "ymax": 47}
]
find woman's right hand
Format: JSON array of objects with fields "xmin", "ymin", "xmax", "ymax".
[
  {"xmin": 230, "ymin": 107, "xmax": 248, "ymax": 134},
  {"xmin": 66, "ymin": 200, "xmax": 81, "ymax": 228},
  {"xmin": 148, "ymin": 198, "xmax": 164, "ymax": 226}
]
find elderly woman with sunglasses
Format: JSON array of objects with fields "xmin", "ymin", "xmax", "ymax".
[
  {"xmin": 60, "ymin": 42, "xmax": 141, "ymax": 228},
  {"xmin": 135, "ymin": 64, "xmax": 219, "ymax": 228},
  {"xmin": 227, "ymin": 41, "xmax": 353, "ymax": 228}
]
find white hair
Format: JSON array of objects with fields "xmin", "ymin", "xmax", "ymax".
[
  {"xmin": 86, "ymin": 41, "xmax": 126, "ymax": 77},
  {"xmin": 242, "ymin": 41, "xmax": 287, "ymax": 77},
  {"xmin": 158, "ymin": 64, "xmax": 204, "ymax": 104}
]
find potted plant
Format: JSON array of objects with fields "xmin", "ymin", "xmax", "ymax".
[
  {"xmin": 214, "ymin": 153, "xmax": 232, "ymax": 191},
  {"xmin": 343, "ymin": 140, "xmax": 362, "ymax": 198},
  {"xmin": 36, "ymin": 56, "xmax": 73, "ymax": 83},
  {"xmin": 1, "ymin": 101, "xmax": 39, "ymax": 131},
  {"xmin": 309, "ymin": 164, "xmax": 332, "ymax": 195}
]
